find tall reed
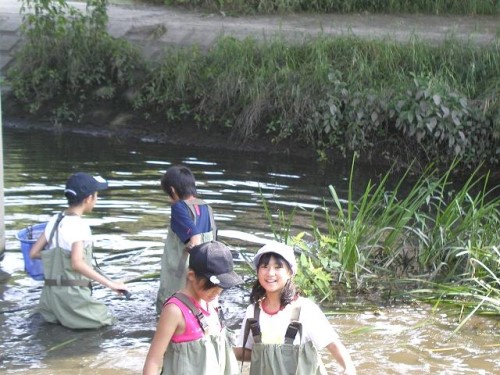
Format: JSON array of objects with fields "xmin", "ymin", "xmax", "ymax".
[{"xmin": 287, "ymin": 159, "xmax": 500, "ymax": 318}]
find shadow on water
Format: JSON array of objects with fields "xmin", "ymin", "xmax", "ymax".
[{"xmin": 1, "ymin": 126, "xmax": 499, "ymax": 374}]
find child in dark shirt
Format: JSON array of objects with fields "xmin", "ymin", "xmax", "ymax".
[{"xmin": 156, "ymin": 165, "xmax": 217, "ymax": 313}]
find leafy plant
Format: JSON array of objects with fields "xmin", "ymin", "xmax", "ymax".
[
  {"xmin": 393, "ymin": 74, "xmax": 497, "ymax": 166},
  {"xmin": 7, "ymin": 0, "xmax": 144, "ymax": 124}
]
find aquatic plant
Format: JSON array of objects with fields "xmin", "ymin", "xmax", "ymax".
[{"xmin": 274, "ymin": 158, "xmax": 500, "ymax": 320}]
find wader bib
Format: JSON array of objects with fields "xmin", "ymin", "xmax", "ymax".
[
  {"xmin": 161, "ymin": 293, "xmax": 238, "ymax": 375},
  {"xmin": 39, "ymin": 213, "xmax": 116, "ymax": 329},
  {"xmin": 243, "ymin": 303, "xmax": 326, "ymax": 375},
  {"xmin": 156, "ymin": 199, "xmax": 216, "ymax": 313}
]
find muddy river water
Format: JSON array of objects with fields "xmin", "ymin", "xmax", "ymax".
[{"xmin": 1, "ymin": 126, "xmax": 498, "ymax": 374}]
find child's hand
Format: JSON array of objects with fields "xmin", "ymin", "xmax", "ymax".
[{"xmin": 109, "ymin": 281, "xmax": 130, "ymax": 298}]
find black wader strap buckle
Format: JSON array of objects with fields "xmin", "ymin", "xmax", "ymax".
[
  {"xmin": 248, "ymin": 319, "xmax": 261, "ymax": 343},
  {"xmin": 284, "ymin": 302, "xmax": 302, "ymax": 344},
  {"xmin": 284, "ymin": 321, "xmax": 302, "ymax": 344}
]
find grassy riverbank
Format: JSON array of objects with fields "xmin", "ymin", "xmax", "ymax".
[
  {"xmin": 6, "ymin": 0, "xmax": 499, "ymax": 172},
  {"xmin": 159, "ymin": 0, "xmax": 500, "ymax": 16}
]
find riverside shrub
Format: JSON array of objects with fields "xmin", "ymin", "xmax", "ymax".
[
  {"xmin": 162, "ymin": 0, "xmax": 499, "ymax": 15},
  {"xmin": 7, "ymin": 0, "xmax": 145, "ymax": 121}
]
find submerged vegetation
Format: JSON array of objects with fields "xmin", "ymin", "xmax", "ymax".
[{"xmin": 266, "ymin": 159, "xmax": 500, "ymax": 325}]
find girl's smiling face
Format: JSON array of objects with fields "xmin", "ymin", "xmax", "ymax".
[{"xmin": 257, "ymin": 254, "xmax": 293, "ymax": 294}]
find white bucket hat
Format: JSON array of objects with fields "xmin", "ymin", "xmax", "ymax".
[{"xmin": 253, "ymin": 241, "xmax": 297, "ymax": 275}]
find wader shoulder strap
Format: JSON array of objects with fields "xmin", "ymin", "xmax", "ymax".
[
  {"xmin": 242, "ymin": 303, "xmax": 262, "ymax": 345},
  {"xmin": 185, "ymin": 199, "xmax": 216, "ymax": 236},
  {"xmin": 284, "ymin": 304, "xmax": 302, "ymax": 344},
  {"xmin": 44, "ymin": 212, "xmax": 92, "ymax": 289},
  {"xmin": 241, "ymin": 303, "xmax": 262, "ymax": 370},
  {"xmin": 207, "ymin": 205, "xmax": 216, "ymax": 239},
  {"xmin": 47, "ymin": 212, "xmax": 65, "ymax": 249},
  {"xmin": 172, "ymin": 292, "xmax": 209, "ymax": 333}
]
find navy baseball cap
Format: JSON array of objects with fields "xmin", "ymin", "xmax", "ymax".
[
  {"xmin": 64, "ymin": 172, "xmax": 108, "ymax": 203},
  {"xmin": 189, "ymin": 241, "xmax": 243, "ymax": 289}
]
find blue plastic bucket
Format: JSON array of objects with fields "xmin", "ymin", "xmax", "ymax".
[{"xmin": 16, "ymin": 223, "xmax": 47, "ymax": 281}]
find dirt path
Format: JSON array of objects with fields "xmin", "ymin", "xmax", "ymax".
[
  {"xmin": 2, "ymin": 0, "xmax": 498, "ymax": 71},
  {"xmin": 106, "ymin": 4, "xmax": 499, "ymax": 59}
]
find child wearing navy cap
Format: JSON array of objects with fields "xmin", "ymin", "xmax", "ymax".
[
  {"xmin": 30, "ymin": 172, "xmax": 128, "ymax": 329},
  {"xmin": 143, "ymin": 241, "xmax": 242, "ymax": 375}
]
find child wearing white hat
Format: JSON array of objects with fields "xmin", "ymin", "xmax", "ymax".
[{"xmin": 234, "ymin": 241, "xmax": 356, "ymax": 375}]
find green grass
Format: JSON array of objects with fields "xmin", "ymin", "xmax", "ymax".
[
  {"xmin": 160, "ymin": 0, "xmax": 500, "ymax": 16},
  {"xmin": 8, "ymin": 0, "xmax": 500, "ymax": 171},
  {"xmin": 134, "ymin": 34, "xmax": 499, "ymax": 168},
  {"xmin": 280, "ymin": 158, "xmax": 500, "ymax": 324}
]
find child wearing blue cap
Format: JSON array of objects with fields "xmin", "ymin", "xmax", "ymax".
[
  {"xmin": 30, "ymin": 172, "xmax": 128, "ymax": 329},
  {"xmin": 234, "ymin": 241, "xmax": 357, "ymax": 375}
]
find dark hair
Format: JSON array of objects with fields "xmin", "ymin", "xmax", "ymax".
[
  {"xmin": 160, "ymin": 165, "xmax": 197, "ymax": 199},
  {"xmin": 192, "ymin": 271, "xmax": 218, "ymax": 290},
  {"xmin": 249, "ymin": 252, "xmax": 298, "ymax": 308},
  {"xmin": 65, "ymin": 192, "xmax": 94, "ymax": 206}
]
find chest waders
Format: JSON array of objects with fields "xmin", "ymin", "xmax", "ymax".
[
  {"xmin": 160, "ymin": 292, "xmax": 238, "ymax": 375},
  {"xmin": 39, "ymin": 212, "xmax": 116, "ymax": 329},
  {"xmin": 156, "ymin": 199, "xmax": 216, "ymax": 314},
  {"xmin": 242, "ymin": 303, "xmax": 326, "ymax": 375}
]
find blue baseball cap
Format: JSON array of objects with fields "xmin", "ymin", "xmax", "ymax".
[{"xmin": 64, "ymin": 172, "xmax": 108, "ymax": 203}]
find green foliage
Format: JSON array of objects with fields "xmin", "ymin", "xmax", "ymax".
[
  {"xmin": 393, "ymin": 74, "xmax": 498, "ymax": 166},
  {"xmin": 7, "ymin": 1, "xmax": 500, "ymax": 169},
  {"xmin": 162, "ymin": 0, "xmax": 500, "ymax": 15},
  {"xmin": 285, "ymin": 159, "xmax": 500, "ymax": 318},
  {"xmin": 134, "ymin": 34, "xmax": 499, "ymax": 169},
  {"xmin": 7, "ymin": 0, "xmax": 144, "ymax": 123},
  {"xmin": 294, "ymin": 241, "xmax": 334, "ymax": 302}
]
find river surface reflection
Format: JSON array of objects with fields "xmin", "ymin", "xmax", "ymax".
[{"xmin": 1, "ymin": 126, "xmax": 498, "ymax": 374}]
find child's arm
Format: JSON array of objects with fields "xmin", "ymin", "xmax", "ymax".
[
  {"xmin": 233, "ymin": 347, "xmax": 252, "ymax": 362},
  {"xmin": 186, "ymin": 234, "xmax": 202, "ymax": 251},
  {"xmin": 70, "ymin": 241, "xmax": 127, "ymax": 293},
  {"xmin": 326, "ymin": 339, "xmax": 357, "ymax": 375},
  {"xmin": 143, "ymin": 303, "xmax": 183, "ymax": 375},
  {"xmin": 29, "ymin": 233, "xmax": 48, "ymax": 259}
]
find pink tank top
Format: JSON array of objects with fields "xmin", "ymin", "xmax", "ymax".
[{"xmin": 165, "ymin": 295, "xmax": 220, "ymax": 343}]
